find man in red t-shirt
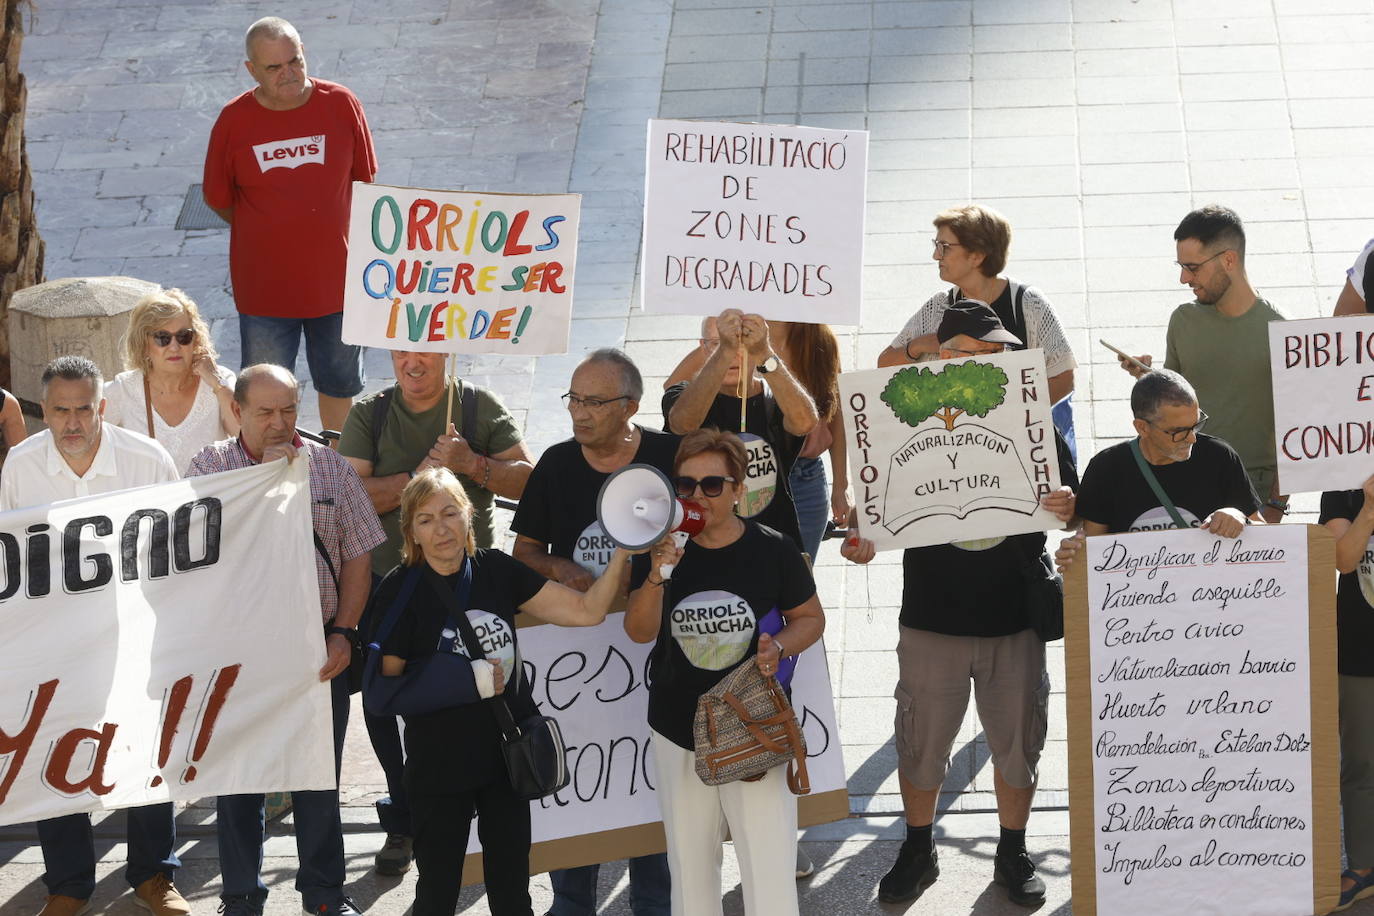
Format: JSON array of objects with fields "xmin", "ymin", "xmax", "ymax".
[{"xmin": 203, "ymin": 16, "xmax": 377, "ymax": 434}]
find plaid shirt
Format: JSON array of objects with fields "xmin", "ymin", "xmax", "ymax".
[{"xmin": 188, "ymin": 437, "xmax": 385, "ymax": 622}]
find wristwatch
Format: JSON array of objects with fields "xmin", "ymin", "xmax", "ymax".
[
  {"xmin": 326, "ymin": 625, "xmax": 360, "ymax": 648},
  {"xmin": 756, "ymin": 354, "xmax": 781, "ymax": 374},
  {"xmin": 1264, "ymin": 498, "xmax": 1290, "ymax": 515}
]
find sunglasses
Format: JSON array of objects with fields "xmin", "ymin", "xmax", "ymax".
[
  {"xmin": 673, "ymin": 475, "xmax": 736, "ymax": 498},
  {"xmin": 150, "ymin": 329, "xmax": 195, "ymax": 347}
]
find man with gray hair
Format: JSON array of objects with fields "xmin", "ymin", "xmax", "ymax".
[
  {"xmin": 0, "ymin": 355, "xmax": 184, "ymax": 916},
  {"xmin": 188, "ymin": 364, "xmax": 384, "ymax": 916},
  {"xmin": 203, "ymin": 16, "xmax": 377, "ymax": 434},
  {"xmin": 511, "ymin": 348, "xmax": 674, "ymax": 915}
]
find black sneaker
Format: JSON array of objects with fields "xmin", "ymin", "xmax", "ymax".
[
  {"xmin": 304, "ymin": 897, "xmax": 361, "ymax": 916},
  {"xmin": 993, "ymin": 850, "xmax": 1046, "ymax": 906},
  {"xmin": 878, "ymin": 842, "xmax": 939, "ymax": 904}
]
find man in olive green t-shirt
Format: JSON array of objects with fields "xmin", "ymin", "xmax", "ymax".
[
  {"xmin": 337, "ymin": 348, "xmax": 533, "ymax": 876},
  {"xmin": 1119, "ymin": 205, "xmax": 1289, "ymax": 523}
]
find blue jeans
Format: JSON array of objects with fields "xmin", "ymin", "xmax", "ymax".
[
  {"xmin": 1052, "ymin": 393, "xmax": 1077, "ymax": 466},
  {"xmin": 788, "ymin": 456, "xmax": 829, "ymax": 562},
  {"xmin": 39, "ymin": 803, "xmax": 179, "ymax": 899},
  {"xmin": 217, "ymin": 671, "xmax": 351, "ymax": 910},
  {"xmin": 548, "ymin": 854, "xmax": 671, "ymax": 916},
  {"xmin": 238, "ymin": 311, "xmax": 365, "ymax": 399}
]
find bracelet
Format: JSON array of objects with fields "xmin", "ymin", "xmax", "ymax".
[
  {"xmin": 904, "ymin": 338, "xmax": 916, "ymax": 361},
  {"xmin": 645, "ymin": 576, "xmax": 665, "ymax": 588},
  {"xmin": 1265, "ymin": 498, "xmax": 1289, "ymax": 514},
  {"xmin": 773, "ymin": 636, "xmax": 787, "ymax": 659},
  {"xmin": 479, "ymin": 455, "xmax": 492, "ymax": 488}
]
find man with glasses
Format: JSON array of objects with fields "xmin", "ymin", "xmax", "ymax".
[
  {"xmin": 510, "ymin": 348, "xmax": 674, "ymax": 916},
  {"xmin": 663, "ymin": 308, "xmax": 818, "ymax": 553},
  {"xmin": 338, "ymin": 349, "xmax": 533, "ymax": 875},
  {"xmin": 1117, "ymin": 205, "xmax": 1288, "ymax": 522}
]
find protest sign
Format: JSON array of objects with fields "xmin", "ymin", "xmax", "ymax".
[
  {"xmin": 342, "ymin": 182, "xmax": 580, "ymax": 355},
  {"xmin": 1065, "ymin": 524, "xmax": 1340, "ymax": 916},
  {"xmin": 837, "ymin": 349, "xmax": 1063, "ymax": 551},
  {"xmin": 1270, "ymin": 314, "xmax": 1374, "ymax": 494},
  {"xmin": 455, "ymin": 616, "xmax": 848, "ymax": 880},
  {"xmin": 641, "ymin": 119, "xmax": 867, "ymax": 325},
  {"xmin": 0, "ymin": 459, "xmax": 333, "ymax": 827}
]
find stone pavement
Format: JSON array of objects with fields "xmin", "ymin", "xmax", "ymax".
[{"xmin": 5, "ymin": 0, "xmax": 1374, "ymax": 912}]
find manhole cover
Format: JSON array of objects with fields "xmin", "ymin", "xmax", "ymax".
[{"xmin": 175, "ymin": 184, "xmax": 228, "ymax": 230}]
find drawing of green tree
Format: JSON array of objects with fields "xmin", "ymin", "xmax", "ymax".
[{"xmin": 881, "ymin": 361, "xmax": 1009, "ymax": 430}]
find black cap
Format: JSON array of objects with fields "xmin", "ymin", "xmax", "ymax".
[{"xmin": 936, "ymin": 299, "xmax": 1022, "ymax": 347}]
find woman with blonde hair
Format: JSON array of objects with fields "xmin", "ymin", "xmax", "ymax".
[
  {"xmin": 105, "ymin": 288, "xmax": 237, "ymax": 472},
  {"xmin": 371, "ymin": 468, "xmax": 637, "ymax": 916}
]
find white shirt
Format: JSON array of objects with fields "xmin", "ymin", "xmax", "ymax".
[
  {"xmin": 1348, "ymin": 238, "xmax": 1374, "ymax": 302},
  {"xmin": 103, "ymin": 366, "xmax": 236, "ymax": 475},
  {"xmin": 0, "ymin": 421, "xmax": 180, "ymax": 511}
]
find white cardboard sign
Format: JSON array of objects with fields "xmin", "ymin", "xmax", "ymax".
[{"xmin": 641, "ymin": 119, "xmax": 866, "ymax": 324}]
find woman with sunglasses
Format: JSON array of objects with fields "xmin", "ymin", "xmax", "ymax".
[
  {"xmin": 625, "ymin": 428, "xmax": 824, "ymax": 916},
  {"xmin": 104, "ymin": 289, "xmax": 238, "ymax": 473}
]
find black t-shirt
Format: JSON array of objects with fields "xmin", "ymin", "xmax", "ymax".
[
  {"xmin": 1076, "ymin": 435, "xmax": 1260, "ymax": 534},
  {"xmin": 1318, "ymin": 490, "xmax": 1374, "ymax": 677},
  {"xmin": 630, "ymin": 521, "xmax": 815, "ymax": 750},
  {"xmin": 900, "ymin": 431, "xmax": 1079, "ymax": 637},
  {"xmin": 510, "ymin": 426, "xmax": 680, "ymax": 570},
  {"xmin": 370, "ymin": 549, "xmax": 547, "ymax": 791},
  {"xmin": 662, "ymin": 381, "xmax": 804, "ymax": 551}
]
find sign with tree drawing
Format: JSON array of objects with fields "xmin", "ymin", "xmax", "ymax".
[{"xmin": 839, "ymin": 349, "xmax": 1064, "ymax": 551}]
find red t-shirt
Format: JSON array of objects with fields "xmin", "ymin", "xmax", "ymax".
[{"xmin": 203, "ymin": 79, "xmax": 377, "ymax": 318}]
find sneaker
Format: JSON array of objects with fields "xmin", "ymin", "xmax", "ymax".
[
  {"xmin": 878, "ymin": 842, "xmax": 939, "ymax": 904},
  {"xmin": 993, "ymin": 850, "xmax": 1046, "ymax": 906},
  {"xmin": 218, "ymin": 897, "xmax": 263, "ymax": 916},
  {"xmin": 38, "ymin": 896, "xmax": 90, "ymax": 916},
  {"xmin": 134, "ymin": 874, "xmax": 191, "ymax": 916},
  {"xmin": 374, "ymin": 833, "xmax": 413, "ymax": 875},
  {"xmin": 795, "ymin": 845, "xmax": 815, "ymax": 879},
  {"xmin": 305, "ymin": 898, "xmax": 362, "ymax": 916}
]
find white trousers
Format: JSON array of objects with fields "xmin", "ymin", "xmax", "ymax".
[{"xmin": 650, "ymin": 729, "xmax": 799, "ymax": 916}]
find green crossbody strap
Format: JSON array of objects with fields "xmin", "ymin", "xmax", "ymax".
[{"xmin": 1130, "ymin": 439, "xmax": 1189, "ymax": 529}]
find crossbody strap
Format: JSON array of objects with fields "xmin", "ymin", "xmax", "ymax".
[
  {"xmin": 312, "ymin": 531, "xmax": 340, "ymax": 594},
  {"xmin": 143, "ymin": 375, "xmax": 156, "ymax": 439},
  {"xmin": 367, "ymin": 565, "xmax": 424, "ymax": 650},
  {"xmin": 1130, "ymin": 439, "xmax": 1189, "ymax": 529}
]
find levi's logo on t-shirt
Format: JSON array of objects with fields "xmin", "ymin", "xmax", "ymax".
[{"xmin": 253, "ymin": 135, "xmax": 326, "ymax": 171}]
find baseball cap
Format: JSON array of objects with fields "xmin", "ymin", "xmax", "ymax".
[{"xmin": 936, "ymin": 299, "xmax": 1022, "ymax": 347}]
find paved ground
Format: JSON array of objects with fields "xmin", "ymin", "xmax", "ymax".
[{"xmin": 5, "ymin": 0, "xmax": 1374, "ymax": 912}]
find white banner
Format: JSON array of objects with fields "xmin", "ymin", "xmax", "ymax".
[
  {"xmin": 641, "ymin": 119, "xmax": 866, "ymax": 325},
  {"xmin": 342, "ymin": 182, "xmax": 580, "ymax": 355},
  {"xmin": 0, "ymin": 459, "xmax": 333, "ymax": 826},
  {"xmin": 838, "ymin": 349, "xmax": 1063, "ymax": 551},
  {"xmin": 1270, "ymin": 314, "xmax": 1374, "ymax": 494},
  {"xmin": 1086, "ymin": 525, "xmax": 1314, "ymax": 916},
  {"xmin": 464, "ymin": 616, "xmax": 846, "ymax": 853}
]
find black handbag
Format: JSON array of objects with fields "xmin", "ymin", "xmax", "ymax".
[
  {"xmin": 361, "ymin": 563, "xmax": 485, "ymax": 717},
  {"xmin": 437, "ymin": 573, "xmax": 571, "ymax": 801},
  {"xmin": 1022, "ymin": 546, "xmax": 1064, "ymax": 642}
]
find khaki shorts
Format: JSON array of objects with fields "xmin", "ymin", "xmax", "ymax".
[{"xmin": 893, "ymin": 627, "xmax": 1049, "ymax": 791}]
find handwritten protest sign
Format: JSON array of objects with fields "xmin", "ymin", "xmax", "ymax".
[
  {"xmin": 456, "ymin": 618, "xmax": 848, "ymax": 878},
  {"xmin": 837, "ymin": 349, "xmax": 1062, "ymax": 551},
  {"xmin": 1065, "ymin": 524, "xmax": 1340, "ymax": 916},
  {"xmin": 0, "ymin": 459, "xmax": 333, "ymax": 826},
  {"xmin": 641, "ymin": 119, "xmax": 866, "ymax": 324},
  {"xmin": 342, "ymin": 182, "xmax": 580, "ymax": 355},
  {"xmin": 1270, "ymin": 314, "xmax": 1374, "ymax": 494}
]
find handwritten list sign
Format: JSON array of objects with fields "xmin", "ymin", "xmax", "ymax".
[
  {"xmin": 641, "ymin": 119, "xmax": 866, "ymax": 325},
  {"xmin": 1066, "ymin": 524, "xmax": 1340, "ymax": 916}
]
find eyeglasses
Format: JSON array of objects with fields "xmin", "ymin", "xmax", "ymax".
[
  {"xmin": 932, "ymin": 239, "xmax": 963, "ymax": 258},
  {"xmin": 561, "ymin": 392, "xmax": 630, "ymax": 410},
  {"xmin": 673, "ymin": 475, "xmax": 736, "ymax": 498},
  {"xmin": 1150, "ymin": 410, "xmax": 1208, "ymax": 442},
  {"xmin": 150, "ymin": 329, "xmax": 195, "ymax": 347},
  {"xmin": 1175, "ymin": 250, "xmax": 1230, "ymax": 274}
]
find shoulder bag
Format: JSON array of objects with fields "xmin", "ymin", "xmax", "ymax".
[
  {"xmin": 1129, "ymin": 439, "xmax": 1190, "ymax": 528},
  {"xmin": 693, "ymin": 655, "xmax": 810, "ymax": 794},
  {"xmin": 1020, "ymin": 542, "xmax": 1064, "ymax": 642}
]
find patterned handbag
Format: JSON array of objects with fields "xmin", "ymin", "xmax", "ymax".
[{"xmin": 693, "ymin": 655, "xmax": 810, "ymax": 794}]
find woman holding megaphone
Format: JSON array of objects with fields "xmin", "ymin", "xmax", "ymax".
[
  {"xmin": 625, "ymin": 428, "xmax": 825, "ymax": 916},
  {"xmin": 367, "ymin": 468, "xmax": 638, "ymax": 916}
]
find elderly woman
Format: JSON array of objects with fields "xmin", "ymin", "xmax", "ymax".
[
  {"xmin": 104, "ymin": 288, "xmax": 237, "ymax": 472},
  {"xmin": 625, "ymin": 428, "xmax": 825, "ymax": 916},
  {"xmin": 876, "ymin": 203, "xmax": 1078, "ymax": 454},
  {"xmin": 372, "ymin": 468, "xmax": 635, "ymax": 916}
]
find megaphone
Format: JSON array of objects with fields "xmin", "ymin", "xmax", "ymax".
[{"xmin": 596, "ymin": 464, "xmax": 706, "ymax": 579}]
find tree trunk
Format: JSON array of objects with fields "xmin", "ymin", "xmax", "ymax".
[{"xmin": 0, "ymin": 0, "xmax": 42, "ymax": 391}]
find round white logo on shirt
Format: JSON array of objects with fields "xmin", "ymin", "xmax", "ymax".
[
  {"xmin": 669, "ymin": 589, "xmax": 756, "ymax": 671},
  {"xmin": 573, "ymin": 520, "xmax": 617, "ymax": 577},
  {"xmin": 444, "ymin": 608, "xmax": 518, "ymax": 684},
  {"xmin": 1358, "ymin": 538, "xmax": 1374, "ymax": 608},
  {"xmin": 1129, "ymin": 506, "xmax": 1201, "ymax": 532},
  {"xmin": 738, "ymin": 433, "xmax": 778, "ymax": 519}
]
